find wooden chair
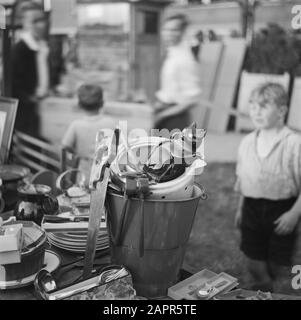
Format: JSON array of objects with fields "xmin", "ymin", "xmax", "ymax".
[
  {"xmin": 61, "ymin": 147, "xmax": 80, "ymax": 172},
  {"xmin": 60, "ymin": 147, "xmax": 81, "ymax": 187},
  {"xmin": 11, "ymin": 131, "xmax": 61, "ymax": 174}
]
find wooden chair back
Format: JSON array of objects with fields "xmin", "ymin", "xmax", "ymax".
[
  {"xmin": 11, "ymin": 131, "xmax": 61, "ymax": 174},
  {"xmin": 61, "ymin": 147, "xmax": 80, "ymax": 172}
]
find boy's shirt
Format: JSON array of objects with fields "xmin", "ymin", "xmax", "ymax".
[
  {"xmin": 62, "ymin": 113, "xmax": 117, "ymax": 180},
  {"xmin": 235, "ymin": 126, "xmax": 301, "ymax": 200}
]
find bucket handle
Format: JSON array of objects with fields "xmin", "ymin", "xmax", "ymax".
[
  {"xmin": 194, "ymin": 182, "xmax": 208, "ymax": 200},
  {"xmin": 115, "ymin": 196, "xmax": 129, "ymax": 246},
  {"xmin": 139, "ymin": 196, "xmax": 145, "ymax": 258},
  {"xmin": 106, "ymin": 195, "xmax": 130, "ymax": 247},
  {"xmin": 106, "ymin": 193, "xmax": 145, "ymax": 258}
]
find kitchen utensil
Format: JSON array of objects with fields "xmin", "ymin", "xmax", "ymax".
[
  {"xmin": 110, "ymin": 136, "xmax": 206, "ymax": 200},
  {"xmin": 14, "ymin": 184, "xmax": 59, "ymax": 226},
  {"xmin": 0, "ymin": 250, "xmax": 60, "ymax": 290},
  {"xmin": 44, "ymin": 215, "xmax": 90, "ymax": 223},
  {"xmin": 83, "ymin": 128, "xmax": 120, "ymax": 279},
  {"xmin": 34, "ymin": 254, "xmax": 110, "ymax": 299},
  {"xmin": 37, "ymin": 264, "xmax": 130, "ymax": 300}
]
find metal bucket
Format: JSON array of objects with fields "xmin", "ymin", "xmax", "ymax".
[{"xmin": 106, "ymin": 184, "xmax": 205, "ymax": 298}]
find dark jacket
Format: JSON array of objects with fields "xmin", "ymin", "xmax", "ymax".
[
  {"xmin": 11, "ymin": 39, "xmax": 40, "ymax": 137},
  {"xmin": 11, "ymin": 39, "xmax": 38, "ymax": 104}
]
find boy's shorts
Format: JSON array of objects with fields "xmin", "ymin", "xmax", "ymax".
[{"xmin": 240, "ymin": 197, "xmax": 298, "ymax": 266}]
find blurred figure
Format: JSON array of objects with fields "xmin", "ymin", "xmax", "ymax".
[
  {"xmin": 191, "ymin": 30, "xmax": 204, "ymax": 61},
  {"xmin": 154, "ymin": 14, "xmax": 202, "ymax": 132},
  {"xmin": 208, "ymin": 29, "xmax": 217, "ymax": 42},
  {"xmin": 62, "ymin": 84, "xmax": 117, "ymax": 181},
  {"xmin": 11, "ymin": 1, "xmax": 49, "ymax": 138}
]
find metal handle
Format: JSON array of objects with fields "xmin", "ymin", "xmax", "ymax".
[
  {"xmin": 56, "ymin": 169, "xmax": 86, "ymax": 192},
  {"xmin": 194, "ymin": 182, "xmax": 208, "ymax": 200}
]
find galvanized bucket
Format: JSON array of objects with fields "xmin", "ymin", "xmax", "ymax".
[{"xmin": 106, "ymin": 184, "xmax": 205, "ymax": 298}]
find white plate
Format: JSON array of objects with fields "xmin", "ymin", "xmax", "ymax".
[
  {"xmin": 48, "ymin": 238, "xmax": 109, "ymax": 250},
  {"xmin": 0, "ymin": 250, "xmax": 61, "ymax": 290},
  {"xmin": 48, "ymin": 234, "xmax": 108, "ymax": 246},
  {"xmin": 48, "ymin": 239, "xmax": 108, "ymax": 250},
  {"xmin": 53, "ymin": 232, "xmax": 108, "ymax": 242},
  {"xmin": 48, "ymin": 237, "xmax": 109, "ymax": 253}
]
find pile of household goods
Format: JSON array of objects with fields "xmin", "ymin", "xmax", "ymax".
[
  {"xmin": 35, "ymin": 265, "xmax": 139, "ymax": 300},
  {"xmin": 99, "ymin": 122, "xmax": 207, "ymax": 200},
  {"xmin": 0, "ymin": 220, "xmax": 47, "ymax": 286},
  {"xmin": 43, "ymin": 171, "xmax": 108, "ymax": 254},
  {"xmin": 82, "ymin": 122, "xmax": 208, "ymax": 299}
]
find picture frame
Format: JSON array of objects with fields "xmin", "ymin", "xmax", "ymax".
[{"xmin": 0, "ymin": 97, "xmax": 18, "ymax": 164}]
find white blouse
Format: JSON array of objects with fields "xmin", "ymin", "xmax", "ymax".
[
  {"xmin": 235, "ymin": 126, "xmax": 301, "ymax": 200},
  {"xmin": 156, "ymin": 43, "xmax": 202, "ymax": 106}
]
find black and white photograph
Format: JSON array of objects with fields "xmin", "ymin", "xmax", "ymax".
[{"xmin": 1, "ymin": 0, "xmax": 301, "ymax": 306}]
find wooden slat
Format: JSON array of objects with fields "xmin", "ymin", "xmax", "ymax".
[
  {"xmin": 288, "ymin": 77, "xmax": 301, "ymax": 131},
  {"xmin": 15, "ymin": 144, "xmax": 61, "ymax": 170},
  {"xmin": 190, "ymin": 42, "xmax": 224, "ymax": 127},
  {"xmin": 14, "ymin": 131, "xmax": 59, "ymax": 155},
  {"xmin": 11, "ymin": 130, "xmax": 61, "ymax": 173},
  {"xmin": 207, "ymin": 38, "xmax": 247, "ymax": 132},
  {"xmin": 11, "ymin": 151, "xmax": 47, "ymax": 172},
  {"xmin": 199, "ymin": 98, "xmax": 249, "ymax": 119}
]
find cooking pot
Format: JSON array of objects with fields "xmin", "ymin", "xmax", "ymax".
[
  {"xmin": 0, "ymin": 165, "xmax": 30, "ymax": 212},
  {"xmin": 14, "ymin": 184, "xmax": 59, "ymax": 226}
]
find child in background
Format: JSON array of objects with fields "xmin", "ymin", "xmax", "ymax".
[
  {"xmin": 62, "ymin": 84, "xmax": 117, "ymax": 181},
  {"xmin": 235, "ymin": 83, "xmax": 301, "ymax": 292}
]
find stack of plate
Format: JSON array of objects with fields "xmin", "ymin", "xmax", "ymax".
[{"xmin": 47, "ymin": 230, "xmax": 109, "ymax": 253}]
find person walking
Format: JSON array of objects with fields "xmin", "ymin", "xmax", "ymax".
[
  {"xmin": 154, "ymin": 14, "xmax": 202, "ymax": 132},
  {"xmin": 11, "ymin": 2, "xmax": 50, "ymax": 138}
]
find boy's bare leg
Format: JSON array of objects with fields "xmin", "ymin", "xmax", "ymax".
[
  {"xmin": 268, "ymin": 262, "xmax": 293, "ymax": 294},
  {"xmin": 247, "ymin": 258, "xmax": 273, "ymax": 292}
]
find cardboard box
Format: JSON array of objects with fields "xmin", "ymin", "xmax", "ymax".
[
  {"xmin": 168, "ymin": 269, "xmax": 239, "ymax": 300},
  {"xmin": 0, "ymin": 224, "xmax": 23, "ymax": 252},
  {"xmin": 0, "ymin": 250, "xmax": 22, "ymax": 265}
]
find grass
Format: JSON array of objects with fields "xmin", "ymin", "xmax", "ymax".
[{"xmin": 184, "ymin": 162, "xmax": 301, "ymax": 296}]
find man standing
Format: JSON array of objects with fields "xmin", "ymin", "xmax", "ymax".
[
  {"xmin": 12, "ymin": 2, "xmax": 49, "ymax": 138},
  {"xmin": 154, "ymin": 14, "xmax": 202, "ymax": 131}
]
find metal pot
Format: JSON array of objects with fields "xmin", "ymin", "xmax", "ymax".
[{"xmin": 14, "ymin": 184, "xmax": 59, "ymax": 226}]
